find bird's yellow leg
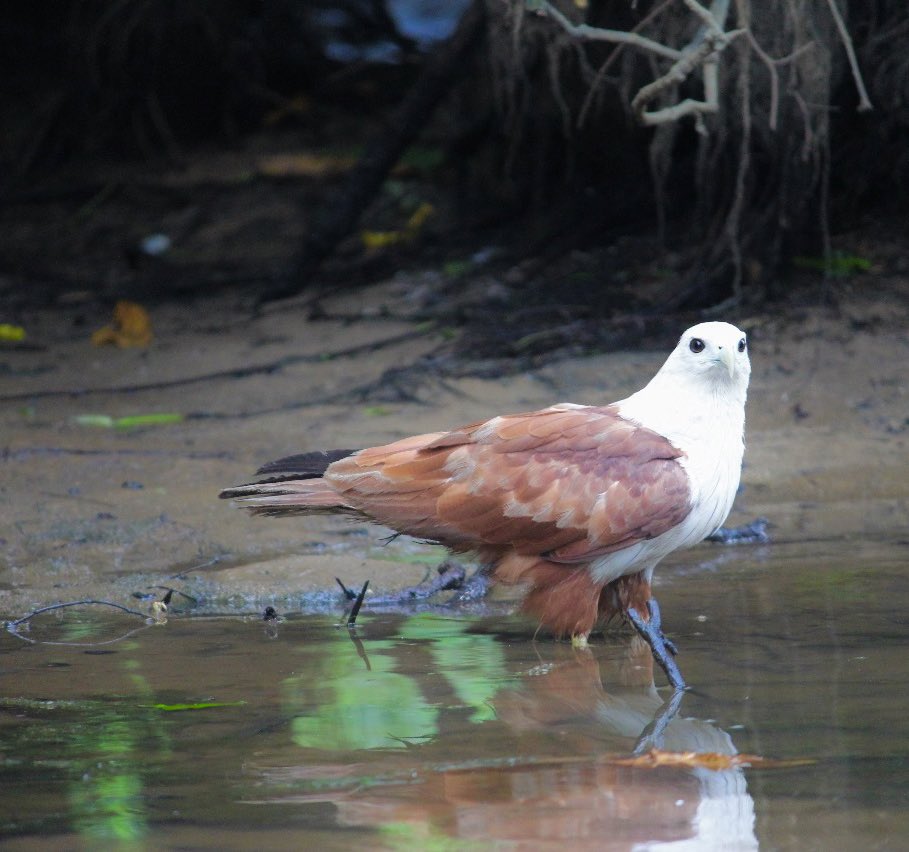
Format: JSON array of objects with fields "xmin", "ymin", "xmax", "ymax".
[{"xmin": 571, "ymin": 633, "xmax": 589, "ymax": 649}]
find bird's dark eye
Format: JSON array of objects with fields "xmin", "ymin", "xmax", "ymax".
[
  {"xmin": 738, "ymin": 337, "xmax": 747, "ymax": 353},
  {"xmin": 689, "ymin": 338, "xmax": 705, "ymax": 353}
]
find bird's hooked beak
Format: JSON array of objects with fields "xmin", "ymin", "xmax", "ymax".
[{"xmin": 717, "ymin": 347, "xmax": 735, "ymax": 378}]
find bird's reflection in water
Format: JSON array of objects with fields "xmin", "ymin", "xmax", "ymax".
[
  {"xmin": 255, "ymin": 636, "xmax": 757, "ymax": 850},
  {"xmin": 454, "ymin": 639, "xmax": 757, "ymax": 850}
]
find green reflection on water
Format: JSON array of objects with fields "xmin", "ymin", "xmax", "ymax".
[
  {"xmin": 380, "ymin": 819, "xmax": 487, "ymax": 851},
  {"xmin": 283, "ymin": 615, "xmax": 514, "ymax": 750},
  {"xmin": 33, "ymin": 642, "xmax": 172, "ymax": 844},
  {"xmin": 285, "ymin": 632, "xmax": 438, "ymax": 750},
  {"xmin": 68, "ymin": 731, "xmax": 146, "ymax": 843},
  {"xmin": 62, "ymin": 646, "xmax": 166, "ymax": 844},
  {"xmin": 400, "ymin": 615, "xmax": 515, "ymax": 723}
]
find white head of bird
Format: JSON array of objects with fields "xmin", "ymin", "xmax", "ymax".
[{"xmin": 617, "ymin": 321, "xmax": 750, "ymax": 448}]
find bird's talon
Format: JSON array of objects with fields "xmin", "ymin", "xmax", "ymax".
[{"xmin": 627, "ymin": 602, "xmax": 686, "ymax": 689}]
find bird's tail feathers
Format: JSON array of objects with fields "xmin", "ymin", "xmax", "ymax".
[
  {"xmin": 254, "ymin": 448, "xmax": 358, "ymax": 480},
  {"xmin": 219, "ymin": 477, "xmax": 361, "ymax": 518}
]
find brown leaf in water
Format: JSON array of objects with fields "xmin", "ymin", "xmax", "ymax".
[{"xmin": 605, "ymin": 748, "xmax": 815, "ymax": 771}]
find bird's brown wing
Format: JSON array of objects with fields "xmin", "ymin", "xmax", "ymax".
[{"xmin": 325, "ymin": 405, "xmax": 692, "ymax": 561}]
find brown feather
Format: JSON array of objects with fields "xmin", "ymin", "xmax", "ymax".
[
  {"xmin": 222, "ymin": 404, "xmax": 691, "ymax": 637},
  {"xmin": 493, "ymin": 554, "xmax": 603, "ymax": 638}
]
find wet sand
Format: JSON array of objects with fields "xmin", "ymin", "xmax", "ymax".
[{"xmin": 2, "ymin": 284, "xmax": 907, "ymax": 619}]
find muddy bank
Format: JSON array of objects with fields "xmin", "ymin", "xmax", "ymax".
[{"xmin": 1, "ymin": 282, "xmax": 908, "ymax": 620}]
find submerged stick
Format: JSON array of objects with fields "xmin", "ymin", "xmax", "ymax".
[
  {"xmin": 6, "ymin": 599, "xmax": 148, "ymax": 629},
  {"xmin": 347, "ymin": 581, "xmax": 370, "ymax": 628}
]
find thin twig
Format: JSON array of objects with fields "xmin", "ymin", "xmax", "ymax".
[
  {"xmin": 745, "ymin": 31, "xmax": 779, "ymax": 130},
  {"xmin": 542, "ymin": 0, "xmax": 741, "ymax": 128},
  {"xmin": 346, "ymin": 581, "xmax": 370, "ymax": 628},
  {"xmin": 745, "ymin": 33, "xmax": 817, "ymax": 131},
  {"xmin": 632, "ymin": 34, "xmax": 736, "ymax": 125},
  {"xmin": 726, "ymin": 15, "xmax": 752, "ymax": 301},
  {"xmin": 578, "ymin": 0, "xmax": 676, "ymax": 126},
  {"xmin": 336, "ymin": 577, "xmax": 358, "ymax": 601},
  {"xmin": 538, "ymin": 1, "xmax": 682, "ymax": 61},
  {"xmin": 0, "ymin": 327, "xmax": 433, "ymax": 403},
  {"xmin": 791, "ymin": 90, "xmax": 816, "ymax": 161},
  {"xmin": 682, "ymin": 0, "xmax": 725, "ymax": 35},
  {"xmin": 824, "ymin": 0, "xmax": 873, "ymax": 112},
  {"xmin": 6, "ymin": 598, "xmax": 149, "ymax": 627},
  {"xmin": 630, "ymin": 0, "xmax": 743, "ymax": 126},
  {"xmin": 4, "ymin": 447, "xmax": 230, "ymax": 462},
  {"xmin": 9, "ymin": 625, "xmax": 152, "ymax": 647}
]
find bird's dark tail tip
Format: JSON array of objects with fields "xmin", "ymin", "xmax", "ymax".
[{"xmin": 254, "ymin": 448, "xmax": 359, "ymax": 479}]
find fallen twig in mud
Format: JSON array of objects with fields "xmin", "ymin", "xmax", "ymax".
[
  {"xmin": 148, "ymin": 586, "xmax": 198, "ymax": 607},
  {"xmin": 3, "ymin": 447, "xmax": 231, "ymax": 462},
  {"xmin": 0, "ymin": 327, "xmax": 434, "ymax": 403},
  {"xmin": 346, "ymin": 581, "xmax": 370, "ymax": 628},
  {"xmin": 337, "ymin": 561, "xmax": 492, "ymax": 610},
  {"xmin": 194, "ymin": 365, "xmax": 434, "ymax": 420},
  {"xmin": 336, "ymin": 577, "xmax": 359, "ymax": 601},
  {"xmin": 365, "ymin": 561, "xmax": 468, "ymax": 605}
]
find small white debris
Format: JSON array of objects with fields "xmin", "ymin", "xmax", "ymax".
[{"xmin": 139, "ymin": 233, "xmax": 172, "ymax": 256}]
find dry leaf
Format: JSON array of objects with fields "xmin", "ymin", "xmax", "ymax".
[
  {"xmin": 91, "ymin": 301, "xmax": 153, "ymax": 348},
  {"xmin": 258, "ymin": 152, "xmax": 355, "ymax": 179},
  {"xmin": 605, "ymin": 748, "xmax": 815, "ymax": 771}
]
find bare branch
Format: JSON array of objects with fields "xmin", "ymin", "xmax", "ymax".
[
  {"xmin": 726, "ymin": 11, "xmax": 752, "ymax": 300},
  {"xmin": 824, "ymin": 0, "xmax": 873, "ymax": 112},
  {"xmin": 537, "ymin": 0, "xmax": 743, "ymax": 128},
  {"xmin": 682, "ymin": 0, "xmax": 726, "ymax": 35},
  {"xmin": 745, "ymin": 31, "xmax": 780, "ymax": 130},
  {"xmin": 577, "ymin": 0, "xmax": 676, "ymax": 126},
  {"xmin": 791, "ymin": 90, "xmax": 816, "ymax": 162},
  {"xmin": 537, "ymin": 1, "xmax": 682, "ymax": 61},
  {"xmin": 632, "ymin": 29, "xmax": 745, "ymax": 126}
]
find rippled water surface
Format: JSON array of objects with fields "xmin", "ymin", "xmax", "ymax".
[{"xmin": 2, "ymin": 538, "xmax": 908, "ymax": 850}]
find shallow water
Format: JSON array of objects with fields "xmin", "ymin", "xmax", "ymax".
[{"xmin": 2, "ymin": 537, "xmax": 908, "ymax": 850}]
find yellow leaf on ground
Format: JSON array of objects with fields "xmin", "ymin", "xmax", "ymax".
[
  {"xmin": 405, "ymin": 202, "xmax": 435, "ymax": 232},
  {"xmin": 361, "ymin": 229, "xmax": 404, "ymax": 249},
  {"xmin": 91, "ymin": 301, "xmax": 153, "ymax": 348},
  {"xmin": 0, "ymin": 324, "xmax": 26, "ymax": 342},
  {"xmin": 361, "ymin": 203, "xmax": 436, "ymax": 251}
]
